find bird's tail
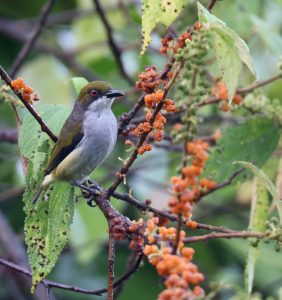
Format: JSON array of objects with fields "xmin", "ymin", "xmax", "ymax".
[
  {"xmin": 32, "ymin": 188, "xmax": 44, "ymax": 204},
  {"xmin": 32, "ymin": 174, "xmax": 55, "ymax": 204}
]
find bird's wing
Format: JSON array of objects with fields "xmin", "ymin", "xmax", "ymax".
[{"xmin": 45, "ymin": 117, "xmax": 84, "ymax": 175}]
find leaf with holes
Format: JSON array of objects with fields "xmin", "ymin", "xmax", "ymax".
[
  {"xmin": 19, "ymin": 104, "xmax": 75, "ymax": 292},
  {"xmin": 141, "ymin": 0, "xmax": 190, "ymax": 54},
  {"xmin": 23, "ymin": 160, "xmax": 74, "ymax": 292},
  {"xmin": 198, "ymin": 2, "xmax": 257, "ymax": 103}
]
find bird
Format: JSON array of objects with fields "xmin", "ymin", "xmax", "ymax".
[{"xmin": 32, "ymin": 81, "xmax": 124, "ymax": 204}]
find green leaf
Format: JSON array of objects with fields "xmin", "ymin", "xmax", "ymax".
[
  {"xmin": 71, "ymin": 77, "xmax": 89, "ymax": 95},
  {"xmin": 204, "ymin": 117, "xmax": 280, "ymax": 184},
  {"xmin": 19, "ymin": 104, "xmax": 75, "ymax": 292},
  {"xmin": 197, "ymin": 2, "xmax": 257, "ymax": 104},
  {"xmin": 234, "ymin": 161, "xmax": 282, "ymax": 224},
  {"xmin": 141, "ymin": 0, "xmax": 190, "ymax": 55},
  {"xmin": 244, "ymin": 178, "xmax": 269, "ymax": 295},
  {"xmin": 19, "ymin": 104, "xmax": 71, "ymax": 160},
  {"xmin": 23, "ymin": 161, "xmax": 74, "ymax": 292}
]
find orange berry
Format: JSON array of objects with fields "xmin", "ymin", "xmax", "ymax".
[
  {"xmin": 186, "ymin": 220, "xmax": 198, "ymax": 229},
  {"xmin": 23, "ymin": 85, "xmax": 33, "ymax": 94},
  {"xmin": 181, "ymin": 247, "xmax": 194, "ymax": 260},
  {"xmin": 153, "ymin": 120, "xmax": 164, "ymax": 130},
  {"xmin": 220, "ymin": 101, "xmax": 229, "ymax": 112},
  {"xmin": 180, "ymin": 190, "xmax": 194, "ymax": 203},
  {"xmin": 125, "ymin": 139, "xmax": 132, "ymax": 146},
  {"xmin": 213, "ymin": 129, "xmax": 221, "ymax": 141},
  {"xmin": 153, "ymin": 130, "xmax": 163, "ymax": 142},
  {"xmin": 22, "ymin": 93, "xmax": 31, "ymax": 101},
  {"xmin": 145, "ymin": 111, "xmax": 153, "ymax": 121},
  {"xmin": 147, "ymin": 219, "xmax": 156, "ymax": 231},
  {"xmin": 194, "ymin": 21, "xmax": 202, "ymax": 31},
  {"xmin": 207, "ymin": 180, "xmax": 217, "ymax": 190},
  {"xmin": 173, "ymin": 123, "xmax": 183, "ymax": 131},
  {"xmin": 233, "ymin": 94, "xmax": 242, "ymax": 105}
]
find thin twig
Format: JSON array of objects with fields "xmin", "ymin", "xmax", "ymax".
[
  {"xmin": 112, "ymin": 191, "xmax": 235, "ymax": 233},
  {"xmin": 118, "ymin": 95, "xmax": 145, "ymax": 134},
  {"xmin": 10, "ymin": 0, "xmax": 56, "ymax": 77},
  {"xmin": 0, "ymin": 22, "xmax": 98, "ymax": 81},
  {"xmin": 113, "ymin": 252, "xmax": 143, "ymax": 298},
  {"xmin": 108, "ymin": 226, "xmax": 115, "ymax": 300},
  {"xmin": 92, "ymin": 0, "xmax": 134, "ymax": 85},
  {"xmin": 0, "ymin": 65, "xmax": 57, "ymax": 142},
  {"xmin": 237, "ymin": 73, "xmax": 282, "ymax": 95},
  {"xmin": 0, "ymin": 256, "xmax": 142, "ymax": 296},
  {"xmin": 184, "ymin": 231, "xmax": 266, "ymax": 243},
  {"xmin": 197, "ymin": 73, "xmax": 282, "ymax": 108},
  {"xmin": 207, "ymin": 0, "xmax": 218, "ymax": 11},
  {"xmin": 200, "ymin": 168, "xmax": 245, "ymax": 198}
]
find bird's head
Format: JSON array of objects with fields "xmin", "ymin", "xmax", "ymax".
[{"xmin": 78, "ymin": 81, "xmax": 124, "ymax": 111}]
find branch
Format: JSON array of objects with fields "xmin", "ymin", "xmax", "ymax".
[
  {"xmin": 107, "ymin": 227, "xmax": 115, "ymax": 300},
  {"xmin": 0, "ymin": 21, "xmax": 98, "ymax": 81},
  {"xmin": 10, "ymin": 0, "xmax": 56, "ymax": 77},
  {"xmin": 200, "ymin": 168, "xmax": 245, "ymax": 198},
  {"xmin": 108, "ymin": 62, "xmax": 184, "ymax": 196},
  {"xmin": 0, "ymin": 255, "xmax": 142, "ymax": 296},
  {"xmin": 207, "ymin": 0, "xmax": 219, "ymax": 11},
  {"xmin": 112, "ymin": 191, "xmax": 235, "ymax": 233},
  {"xmin": 184, "ymin": 231, "xmax": 266, "ymax": 243},
  {"xmin": 237, "ymin": 73, "xmax": 282, "ymax": 95},
  {"xmin": 118, "ymin": 95, "xmax": 144, "ymax": 134},
  {"xmin": 113, "ymin": 252, "xmax": 143, "ymax": 298},
  {"xmin": 197, "ymin": 73, "xmax": 282, "ymax": 108},
  {"xmin": 0, "ymin": 65, "xmax": 57, "ymax": 142},
  {"xmin": 92, "ymin": 0, "xmax": 134, "ymax": 85}
]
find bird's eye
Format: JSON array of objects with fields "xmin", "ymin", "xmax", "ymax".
[{"xmin": 90, "ymin": 89, "xmax": 97, "ymax": 97}]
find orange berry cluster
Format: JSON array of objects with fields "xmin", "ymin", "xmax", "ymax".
[
  {"xmin": 136, "ymin": 66, "xmax": 161, "ymax": 93},
  {"xmin": 128, "ymin": 218, "xmax": 145, "ymax": 250},
  {"xmin": 173, "ymin": 32, "xmax": 192, "ymax": 54},
  {"xmin": 169, "ymin": 139, "xmax": 216, "ymax": 217},
  {"xmin": 160, "ymin": 32, "xmax": 192, "ymax": 55},
  {"xmin": 11, "ymin": 78, "xmax": 39, "ymax": 104},
  {"xmin": 127, "ymin": 89, "xmax": 177, "ymax": 156},
  {"xmin": 160, "ymin": 22, "xmax": 202, "ymax": 57},
  {"xmin": 211, "ymin": 82, "xmax": 242, "ymax": 112},
  {"xmin": 160, "ymin": 34, "xmax": 174, "ymax": 54},
  {"xmin": 141, "ymin": 217, "xmax": 204, "ymax": 300}
]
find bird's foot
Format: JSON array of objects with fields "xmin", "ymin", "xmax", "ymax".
[
  {"xmin": 86, "ymin": 198, "xmax": 97, "ymax": 207},
  {"xmin": 73, "ymin": 180, "xmax": 101, "ymax": 207},
  {"xmin": 84, "ymin": 178, "xmax": 101, "ymax": 191}
]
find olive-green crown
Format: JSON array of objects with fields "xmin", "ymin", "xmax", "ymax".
[{"xmin": 78, "ymin": 81, "xmax": 112, "ymax": 103}]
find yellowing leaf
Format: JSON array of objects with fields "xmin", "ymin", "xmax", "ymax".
[
  {"xmin": 71, "ymin": 77, "xmax": 89, "ymax": 95},
  {"xmin": 141, "ymin": 0, "xmax": 190, "ymax": 55},
  {"xmin": 198, "ymin": 2, "xmax": 257, "ymax": 104}
]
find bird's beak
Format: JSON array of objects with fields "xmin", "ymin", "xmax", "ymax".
[{"xmin": 106, "ymin": 89, "xmax": 124, "ymax": 99}]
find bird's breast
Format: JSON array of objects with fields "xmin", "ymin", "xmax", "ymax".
[{"xmin": 77, "ymin": 109, "xmax": 117, "ymax": 176}]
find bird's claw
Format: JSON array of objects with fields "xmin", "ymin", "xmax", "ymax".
[{"xmin": 87, "ymin": 198, "xmax": 97, "ymax": 207}]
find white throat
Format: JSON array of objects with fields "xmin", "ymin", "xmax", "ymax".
[{"xmin": 87, "ymin": 96, "xmax": 114, "ymax": 113}]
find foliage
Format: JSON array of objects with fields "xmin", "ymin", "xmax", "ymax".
[{"xmin": 0, "ymin": 1, "xmax": 282, "ymax": 300}]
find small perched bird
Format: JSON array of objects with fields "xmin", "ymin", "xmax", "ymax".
[{"xmin": 32, "ymin": 81, "xmax": 124, "ymax": 204}]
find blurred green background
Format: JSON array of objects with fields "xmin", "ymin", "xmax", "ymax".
[{"xmin": 0, "ymin": 0, "xmax": 282, "ymax": 299}]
